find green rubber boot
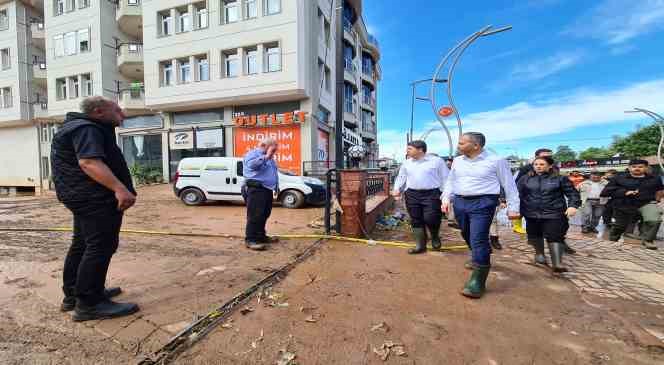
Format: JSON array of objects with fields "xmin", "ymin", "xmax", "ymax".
[
  {"xmin": 529, "ymin": 238, "xmax": 547, "ymax": 265},
  {"xmin": 430, "ymin": 225, "xmax": 442, "ymax": 250},
  {"xmin": 461, "ymin": 265, "xmax": 490, "ymax": 299},
  {"xmin": 409, "ymin": 227, "xmax": 427, "ymax": 254},
  {"xmin": 548, "ymin": 242, "xmax": 568, "ymax": 273}
]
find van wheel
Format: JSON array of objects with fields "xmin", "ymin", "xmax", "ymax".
[
  {"xmin": 180, "ymin": 188, "xmax": 205, "ymax": 206},
  {"xmin": 280, "ymin": 190, "xmax": 304, "ymax": 209}
]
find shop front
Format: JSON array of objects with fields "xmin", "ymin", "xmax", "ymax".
[{"xmin": 118, "ymin": 115, "xmax": 165, "ymax": 183}]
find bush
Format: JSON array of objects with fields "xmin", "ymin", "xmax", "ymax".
[{"xmin": 129, "ymin": 164, "xmax": 164, "ymax": 185}]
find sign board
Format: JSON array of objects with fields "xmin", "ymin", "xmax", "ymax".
[
  {"xmin": 196, "ymin": 129, "xmax": 224, "ymax": 149},
  {"xmin": 169, "ymin": 131, "xmax": 194, "ymax": 150},
  {"xmin": 234, "ymin": 111, "xmax": 308, "ymax": 127},
  {"xmin": 234, "ymin": 125, "xmax": 302, "ymax": 175}
]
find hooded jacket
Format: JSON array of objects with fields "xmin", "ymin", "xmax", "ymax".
[
  {"xmin": 518, "ymin": 171, "xmax": 581, "ymax": 219},
  {"xmin": 600, "ymin": 173, "xmax": 663, "ymax": 211}
]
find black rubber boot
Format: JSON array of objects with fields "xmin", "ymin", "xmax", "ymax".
[
  {"xmin": 489, "ymin": 235, "xmax": 502, "ymax": 250},
  {"xmin": 72, "ymin": 300, "xmax": 139, "ymax": 322},
  {"xmin": 61, "ymin": 287, "xmax": 122, "ymax": 312},
  {"xmin": 429, "ymin": 225, "xmax": 442, "ymax": 250},
  {"xmin": 530, "ymin": 238, "xmax": 547, "ymax": 265},
  {"xmin": 461, "ymin": 265, "xmax": 490, "ymax": 299},
  {"xmin": 409, "ymin": 227, "xmax": 427, "ymax": 254},
  {"xmin": 548, "ymin": 242, "xmax": 568, "ymax": 273}
]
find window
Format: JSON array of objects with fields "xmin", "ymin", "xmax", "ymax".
[
  {"xmin": 1, "ymin": 48, "xmax": 9, "ymax": 70},
  {"xmin": 344, "ymin": 83, "xmax": 354, "ymax": 113},
  {"xmin": 265, "ymin": 0, "xmax": 280, "ymax": 15},
  {"xmin": 196, "ymin": 55, "xmax": 209, "ymax": 81},
  {"xmin": 54, "ymin": 34, "xmax": 64, "ymax": 58},
  {"xmin": 78, "ymin": 28, "xmax": 89, "ymax": 53},
  {"xmin": 40, "ymin": 125, "xmax": 49, "ymax": 143},
  {"xmin": 223, "ymin": 0, "xmax": 239, "ymax": 23},
  {"xmin": 177, "ymin": 8, "xmax": 191, "ymax": 33},
  {"xmin": 0, "ymin": 10, "xmax": 8, "ymax": 30},
  {"xmin": 159, "ymin": 11, "xmax": 173, "ymax": 36},
  {"xmin": 178, "ymin": 58, "xmax": 191, "ymax": 83},
  {"xmin": 81, "ymin": 73, "xmax": 92, "ymax": 96},
  {"xmin": 195, "ymin": 4, "xmax": 208, "ymax": 29},
  {"xmin": 54, "ymin": 0, "xmax": 65, "ymax": 16},
  {"xmin": 42, "ymin": 157, "xmax": 50, "ymax": 178},
  {"xmin": 224, "ymin": 51, "xmax": 239, "ymax": 77},
  {"xmin": 324, "ymin": 19, "xmax": 331, "ymax": 47},
  {"xmin": 69, "ymin": 76, "xmax": 79, "ymax": 99},
  {"xmin": 128, "ymin": 0, "xmax": 140, "ymax": 4},
  {"xmin": 265, "ymin": 44, "xmax": 281, "ymax": 72},
  {"xmin": 245, "ymin": 0, "xmax": 257, "ymax": 19},
  {"xmin": 56, "ymin": 78, "xmax": 67, "ymax": 100},
  {"xmin": 161, "ymin": 61, "xmax": 173, "ymax": 86},
  {"xmin": 0, "ymin": 87, "xmax": 11, "ymax": 108},
  {"xmin": 323, "ymin": 65, "xmax": 331, "ymax": 92},
  {"xmin": 66, "ymin": 0, "xmax": 75, "ymax": 12},
  {"xmin": 64, "ymin": 31, "xmax": 76, "ymax": 56},
  {"xmin": 79, "ymin": 0, "xmax": 90, "ymax": 8},
  {"xmin": 246, "ymin": 48, "xmax": 258, "ymax": 75}
]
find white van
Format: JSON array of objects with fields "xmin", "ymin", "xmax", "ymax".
[{"xmin": 173, "ymin": 157, "xmax": 326, "ymax": 209}]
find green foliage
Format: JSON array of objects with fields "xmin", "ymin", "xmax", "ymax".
[
  {"xmin": 552, "ymin": 145, "xmax": 577, "ymax": 162},
  {"xmin": 611, "ymin": 123, "xmax": 661, "ymax": 157},
  {"xmin": 129, "ymin": 163, "xmax": 164, "ymax": 185},
  {"xmin": 578, "ymin": 147, "xmax": 614, "ymax": 160}
]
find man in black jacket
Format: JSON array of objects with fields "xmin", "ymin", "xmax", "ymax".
[
  {"xmin": 601, "ymin": 160, "xmax": 663, "ymax": 249},
  {"xmin": 51, "ymin": 96, "xmax": 139, "ymax": 321}
]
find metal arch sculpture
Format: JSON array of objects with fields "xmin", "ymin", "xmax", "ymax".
[
  {"xmin": 429, "ymin": 25, "xmax": 512, "ymax": 157},
  {"xmin": 625, "ymin": 108, "xmax": 664, "ymax": 172}
]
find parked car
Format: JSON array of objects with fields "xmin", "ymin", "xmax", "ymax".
[{"xmin": 173, "ymin": 157, "xmax": 326, "ymax": 208}]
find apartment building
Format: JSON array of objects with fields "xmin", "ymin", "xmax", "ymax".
[
  {"xmin": 1, "ymin": 0, "xmax": 380, "ymax": 192},
  {"xmin": 0, "ymin": 0, "xmax": 49, "ymax": 193}
]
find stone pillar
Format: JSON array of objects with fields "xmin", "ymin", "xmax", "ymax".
[{"xmin": 339, "ymin": 169, "xmax": 367, "ymax": 237}]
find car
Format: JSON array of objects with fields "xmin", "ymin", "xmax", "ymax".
[{"xmin": 173, "ymin": 157, "xmax": 326, "ymax": 209}]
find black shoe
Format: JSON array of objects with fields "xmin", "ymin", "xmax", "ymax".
[
  {"xmin": 591, "ymin": 228, "xmax": 599, "ymax": 234},
  {"xmin": 489, "ymin": 236, "xmax": 502, "ymax": 250},
  {"xmin": 72, "ymin": 300, "xmax": 139, "ymax": 322},
  {"xmin": 61, "ymin": 287, "xmax": 123, "ymax": 312},
  {"xmin": 259, "ymin": 236, "xmax": 280, "ymax": 244},
  {"xmin": 245, "ymin": 241, "xmax": 267, "ymax": 251}
]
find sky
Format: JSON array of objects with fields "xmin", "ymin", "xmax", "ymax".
[{"xmin": 361, "ymin": 0, "xmax": 664, "ymax": 160}]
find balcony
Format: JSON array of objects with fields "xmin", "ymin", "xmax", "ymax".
[
  {"xmin": 116, "ymin": 0, "xmax": 143, "ymax": 39},
  {"xmin": 367, "ymin": 34, "xmax": 379, "ymax": 49},
  {"xmin": 344, "ymin": 58, "xmax": 357, "ymax": 84},
  {"xmin": 33, "ymin": 102, "xmax": 49, "ymax": 119},
  {"xmin": 343, "ymin": 98, "xmax": 358, "ymax": 128},
  {"xmin": 117, "ymin": 43, "xmax": 144, "ymax": 79},
  {"xmin": 361, "ymin": 94, "xmax": 376, "ymax": 110},
  {"xmin": 32, "ymin": 62, "xmax": 47, "ymax": 87},
  {"xmin": 118, "ymin": 88, "xmax": 148, "ymax": 116},
  {"xmin": 361, "ymin": 66, "xmax": 376, "ymax": 85},
  {"xmin": 30, "ymin": 22, "xmax": 45, "ymax": 49},
  {"xmin": 343, "ymin": 19, "xmax": 356, "ymax": 45}
]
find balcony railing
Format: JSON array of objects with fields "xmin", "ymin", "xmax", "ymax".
[
  {"xmin": 362, "ymin": 94, "xmax": 375, "ymax": 107},
  {"xmin": 117, "ymin": 43, "xmax": 143, "ymax": 56},
  {"xmin": 344, "ymin": 58, "xmax": 356, "ymax": 74},
  {"xmin": 118, "ymin": 87, "xmax": 146, "ymax": 110},
  {"xmin": 367, "ymin": 34, "xmax": 379, "ymax": 49},
  {"xmin": 344, "ymin": 98, "xmax": 358, "ymax": 114},
  {"xmin": 34, "ymin": 102, "xmax": 48, "ymax": 118}
]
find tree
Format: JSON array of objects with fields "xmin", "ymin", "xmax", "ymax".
[
  {"xmin": 552, "ymin": 145, "xmax": 577, "ymax": 162},
  {"xmin": 611, "ymin": 123, "xmax": 661, "ymax": 157},
  {"xmin": 578, "ymin": 147, "xmax": 614, "ymax": 160}
]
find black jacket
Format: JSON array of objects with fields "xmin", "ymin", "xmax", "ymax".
[
  {"xmin": 600, "ymin": 174, "xmax": 663, "ymax": 211},
  {"xmin": 518, "ymin": 172, "xmax": 581, "ymax": 219},
  {"xmin": 51, "ymin": 113, "xmax": 135, "ymax": 211}
]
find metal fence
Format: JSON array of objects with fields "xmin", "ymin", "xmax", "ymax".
[{"xmin": 365, "ymin": 176, "xmax": 385, "ymax": 198}]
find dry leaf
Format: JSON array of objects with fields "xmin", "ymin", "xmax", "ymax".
[
  {"xmin": 305, "ymin": 315, "xmax": 317, "ymax": 323},
  {"xmin": 370, "ymin": 322, "xmax": 389, "ymax": 333}
]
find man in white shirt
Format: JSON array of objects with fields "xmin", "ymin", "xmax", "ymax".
[
  {"xmin": 441, "ymin": 132, "xmax": 520, "ymax": 299},
  {"xmin": 392, "ymin": 140, "xmax": 449, "ymax": 254},
  {"xmin": 579, "ymin": 171, "xmax": 609, "ymax": 234}
]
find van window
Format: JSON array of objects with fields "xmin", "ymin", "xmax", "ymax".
[{"xmin": 236, "ymin": 161, "xmax": 243, "ymax": 176}]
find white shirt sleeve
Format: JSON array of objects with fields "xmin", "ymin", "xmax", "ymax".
[
  {"xmin": 441, "ymin": 160, "xmax": 455, "ymax": 202},
  {"xmin": 438, "ymin": 158, "xmax": 449, "ymax": 192},
  {"xmin": 392, "ymin": 163, "xmax": 407, "ymax": 194},
  {"xmin": 496, "ymin": 158, "xmax": 520, "ymax": 213}
]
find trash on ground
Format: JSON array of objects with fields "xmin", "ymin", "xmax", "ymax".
[
  {"xmin": 370, "ymin": 322, "xmax": 390, "ymax": 333},
  {"xmin": 373, "ymin": 341, "xmax": 406, "ymax": 361},
  {"xmin": 305, "ymin": 315, "xmax": 317, "ymax": 323},
  {"xmin": 277, "ymin": 349, "xmax": 297, "ymax": 365},
  {"xmin": 240, "ymin": 306, "xmax": 254, "ymax": 315}
]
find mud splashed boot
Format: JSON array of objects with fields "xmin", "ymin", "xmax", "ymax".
[
  {"xmin": 548, "ymin": 242, "xmax": 568, "ymax": 273},
  {"xmin": 529, "ymin": 238, "xmax": 547, "ymax": 265},
  {"xmin": 640, "ymin": 221, "xmax": 660, "ymax": 250},
  {"xmin": 461, "ymin": 265, "xmax": 491, "ymax": 299},
  {"xmin": 430, "ymin": 225, "xmax": 442, "ymax": 251},
  {"xmin": 408, "ymin": 227, "xmax": 427, "ymax": 254}
]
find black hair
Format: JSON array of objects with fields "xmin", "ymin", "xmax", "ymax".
[
  {"xmin": 462, "ymin": 132, "xmax": 486, "ymax": 147},
  {"xmin": 590, "ymin": 171, "xmax": 603, "ymax": 176},
  {"xmin": 629, "ymin": 159, "xmax": 649, "ymax": 166},
  {"xmin": 407, "ymin": 140, "xmax": 427, "ymax": 153},
  {"xmin": 534, "ymin": 148, "xmax": 552, "ymax": 157}
]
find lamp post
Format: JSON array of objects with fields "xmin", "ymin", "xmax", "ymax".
[
  {"xmin": 429, "ymin": 25, "xmax": 512, "ymax": 156},
  {"xmin": 625, "ymin": 108, "xmax": 664, "ymax": 172},
  {"xmin": 409, "ymin": 78, "xmax": 447, "ymax": 142}
]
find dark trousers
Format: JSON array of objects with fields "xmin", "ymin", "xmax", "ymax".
[
  {"xmin": 602, "ymin": 200, "xmax": 614, "ymax": 225},
  {"xmin": 610, "ymin": 208, "xmax": 639, "ymax": 241},
  {"xmin": 63, "ymin": 205, "xmax": 123, "ymax": 306},
  {"xmin": 525, "ymin": 217, "xmax": 564, "ymax": 243},
  {"xmin": 453, "ymin": 195, "xmax": 498, "ymax": 267},
  {"xmin": 244, "ymin": 185, "xmax": 273, "ymax": 242},
  {"xmin": 582, "ymin": 200, "xmax": 605, "ymax": 230},
  {"xmin": 404, "ymin": 189, "xmax": 442, "ymax": 230}
]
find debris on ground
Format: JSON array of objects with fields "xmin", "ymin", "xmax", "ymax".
[
  {"xmin": 276, "ymin": 349, "xmax": 297, "ymax": 365},
  {"xmin": 373, "ymin": 341, "xmax": 406, "ymax": 361},
  {"xmin": 221, "ymin": 319, "xmax": 234, "ymax": 329},
  {"xmin": 304, "ymin": 315, "xmax": 317, "ymax": 323},
  {"xmin": 299, "ymin": 306, "xmax": 317, "ymax": 313},
  {"xmin": 370, "ymin": 322, "xmax": 390, "ymax": 333},
  {"xmin": 251, "ymin": 329, "xmax": 264, "ymax": 349},
  {"xmin": 307, "ymin": 216, "xmax": 325, "ymax": 229},
  {"xmin": 240, "ymin": 306, "xmax": 254, "ymax": 315},
  {"xmin": 265, "ymin": 291, "xmax": 290, "ymax": 308}
]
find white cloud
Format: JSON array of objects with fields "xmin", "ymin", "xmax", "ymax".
[
  {"xmin": 510, "ymin": 51, "xmax": 585, "ymax": 82},
  {"xmin": 564, "ymin": 0, "xmax": 664, "ymax": 45},
  {"xmin": 379, "ymin": 79, "xmax": 664, "ymax": 160}
]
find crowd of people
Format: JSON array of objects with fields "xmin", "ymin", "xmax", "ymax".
[{"xmin": 392, "ymin": 134, "xmax": 663, "ymax": 299}]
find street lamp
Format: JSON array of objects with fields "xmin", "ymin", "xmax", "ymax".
[
  {"xmin": 429, "ymin": 25, "xmax": 513, "ymax": 156},
  {"xmin": 625, "ymin": 108, "xmax": 664, "ymax": 172},
  {"xmin": 409, "ymin": 78, "xmax": 447, "ymax": 142}
]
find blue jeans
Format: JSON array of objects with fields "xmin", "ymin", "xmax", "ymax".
[{"xmin": 453, "ymin": 195, "xmax": 499, "ymax": 267}]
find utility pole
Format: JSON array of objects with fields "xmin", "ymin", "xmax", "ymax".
[{"xmin": 334, "ymin": 0, "xmax": 345, "ymax": 169}]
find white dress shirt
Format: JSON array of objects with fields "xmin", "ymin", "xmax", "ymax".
[
  {"xmin": 441, "ymin": 150, "xmax": 520, "ymax": 213},
  {"xmin": 392, "ymin": 154, "xmax": 449, "ymax": 193}
]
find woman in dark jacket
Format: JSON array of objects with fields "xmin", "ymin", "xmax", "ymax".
[{"xmin": 517, "ymin": 156, "xmax": 581, "ymax": 272}]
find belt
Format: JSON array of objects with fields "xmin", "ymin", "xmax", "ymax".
[
  {"xmin": 457, "ymin": 194, "xmax": 499, "ymax": 200},
  {"xmin": 406, "ymin": 188, "xmax": 441, "ymax": 193}
]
